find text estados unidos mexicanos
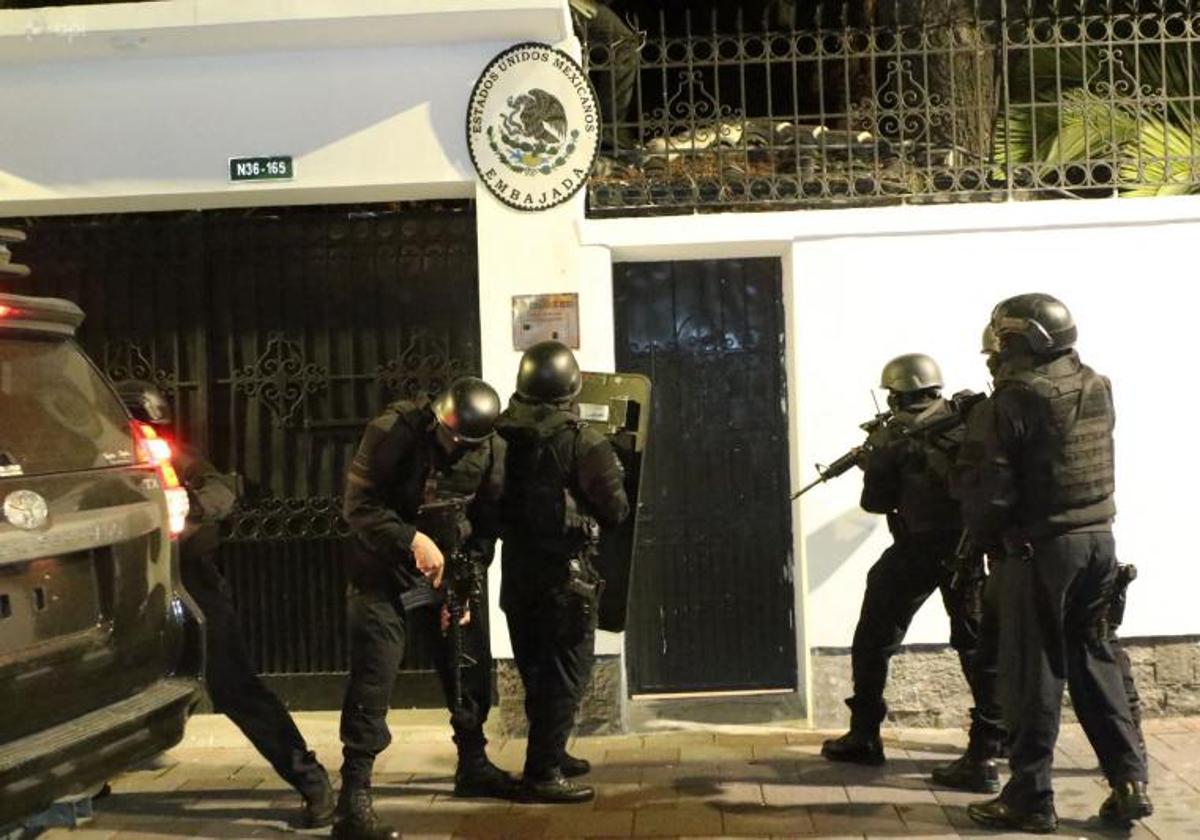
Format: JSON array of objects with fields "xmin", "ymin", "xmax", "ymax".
[{"xmin": 469, "ymin": 49, "xmax": 597, "ymax": 137}]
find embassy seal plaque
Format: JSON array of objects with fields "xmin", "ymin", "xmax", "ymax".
[{"xmin": 467, "ymin": 43, "xmax": 600, "ymax": 211}]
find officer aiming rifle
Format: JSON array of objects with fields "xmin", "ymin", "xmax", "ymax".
[
  {"xmin": 793, "ymin": 390, "xmax": 984, "ymax": 500},
  {"xmin": 820, "ymin": 354, "xmax": 1005, "ymax": 796}
]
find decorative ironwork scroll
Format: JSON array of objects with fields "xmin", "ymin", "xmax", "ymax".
[
  {"xmin": 375, "ymin": 330, "xmax": 466, "ymax": 400},
  {"xmin": 102, "ymin": 339, "xmax": 178, "ymax": 394},
  {"xmin": 234, "ymin": 333, "xmax": 329, "ymax": 427}
]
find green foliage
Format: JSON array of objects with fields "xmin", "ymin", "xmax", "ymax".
[{"xmin": 994, "ymin": 39, "xmax": 1200, "ymax": 195}]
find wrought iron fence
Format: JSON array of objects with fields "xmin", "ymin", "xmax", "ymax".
[{"xmin": 580, "ymin": 1, "xmax": 1200, "ymax": 214}]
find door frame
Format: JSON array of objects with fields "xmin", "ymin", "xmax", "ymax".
[{"xmin": 608, "ymin": 250, "xmax": 808, "ymax": 711}]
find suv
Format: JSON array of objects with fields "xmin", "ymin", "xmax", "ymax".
[{"xmin": 0, "ymin": 239, "xmax": 204, "ymax": 827}]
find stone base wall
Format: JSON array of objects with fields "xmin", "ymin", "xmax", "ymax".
[
  {"xmin": 495, "ymin": 655, "xmax": 626, "ymax": 737},
  {"xmin": 812, "ymin": 637, "xmax": 1200, "ymax": 728},
  {"xmin": 491, "ymin": 637, "xmax": 1200, "ymax": 736}
]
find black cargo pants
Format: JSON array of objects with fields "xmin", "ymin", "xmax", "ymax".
[
  {"xmin": 848, "ymin": 530, "xmax": 1004, "ymax": 753},
  {"xmin": 997, "ymin": 530, "xmax": 1147, "ymax": 814},
  {"xmin": 338, "ymin": 584, "xmax": 493, "ymax": 789},
  {"xmin": 181, "ymin": 552, "xmax": 327, "ymax": 797},
  {"xmin": 502, "ymin": 554, "xmax": 599, "ymax": 781}
]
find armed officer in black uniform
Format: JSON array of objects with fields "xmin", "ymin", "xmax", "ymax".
[
  {"xmin": 821, "ymin": 355, "xmax": 1004, "ymax": 792},
  {"xmin": 496, "ymin": 341, "xmax": 629, "ymax": 803},
  {"xmin": 335, "ymin": 378, "xmax": 516, "ymax": 840},
  {"xmin": 958, "ymin": 294, "xmax": 1151, "ymax": 833},
  {"xmin": 115, "ymin": 381, "xmax": 336, "ymax": 828},
  {"xmin": 570, "ymin": 0, "xmax": 642, "ymax": 151}
]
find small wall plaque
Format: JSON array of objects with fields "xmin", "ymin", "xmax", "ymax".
[{"xmin": 512, "ymin": 293, "xmax": 580, "ymax": 350}]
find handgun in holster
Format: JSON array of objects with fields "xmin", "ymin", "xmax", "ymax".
[
  {"xmin": 1101, "ymin": 563, "xmax": 1137, "ymax": 637},
  {"xmin": 561, "ymin": 516, "xmax": 605, "ymax": 633},
  {"xmin": 1090, "ymin": 563, "xmax": 1137, "ymax": 644}
]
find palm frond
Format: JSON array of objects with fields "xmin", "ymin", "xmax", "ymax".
[
  {"xmin": 996, "ymin": 39, "xmax": 1200, "ymax": 195},
  {"xmin": 1042, "ymin": 90, "xmax": 1137, "ymax": 163},
  {"xmin": 1116, "ymin": 117, "xmax": 1200, "ymax": 195}
]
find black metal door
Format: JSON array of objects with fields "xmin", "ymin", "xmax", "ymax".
[
  {"xmin": 614, "ymin": 258, "xmax": 796, "ymax": 694},
  {"xmin": 0, "ymin": 203, "xmax": 480, "ymax": 706}
]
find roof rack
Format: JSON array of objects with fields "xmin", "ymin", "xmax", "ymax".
[
  {"xmin": 0, "ymin": 231, "xmax": 85, "ymax": 335},
  {"xmin": 0, "ymin": 229, "xmax": 31, "ymax": 279}
]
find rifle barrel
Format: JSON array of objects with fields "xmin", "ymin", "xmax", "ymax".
[{"xmin": 791, "ymin": 475, "xmax": 825, "ymax": 500}]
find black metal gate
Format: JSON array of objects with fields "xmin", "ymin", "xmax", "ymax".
[
  {"xmin": 0, "ymin": 203, "xmax": 480, "ymax": 706},
  {"xmin": 614, "ymin": 258, "xmax": 796, "ymax": 695}
]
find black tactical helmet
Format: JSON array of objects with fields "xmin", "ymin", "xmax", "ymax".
[
  {"xmin": 990, "ymin": 293, "xmax": 1076, "ymax": 354},
  {"xmin": 114, "ymin": 379, "xmax": 172, "ymax": 426},
  {"xmin": 879, "ymin": 353, "xmax": 943, "ymax": 393},
  {"xmin": 981, "ymin": 324, "xmax": 1000, "ymax": 355},
  {"xmin": 432, "ymin": 377, "xmax": 501, "ymax": 444},
  {"xmin": 516, "ymin": 340, "xmax": 582, "ymax": 402}
]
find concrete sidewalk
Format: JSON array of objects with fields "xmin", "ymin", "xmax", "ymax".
[{"xmin": 39, "ymin": 713, "xmax": 1200, "ymax": 839}]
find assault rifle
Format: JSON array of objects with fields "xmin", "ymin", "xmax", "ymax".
[
  {"xmin": 791, "ymin": 391, "xmax": 986, "ymax": 500},
  {"xmin": 948, "ymin": 530, "xmax": 987, "ymax": 614},
  {"xmin": 789, "ymin": 410, "xmax": 890, "ymax": 500},
  {"xmin": 411, "ymin": 494, "xmax": 486, "ymax": 713}
]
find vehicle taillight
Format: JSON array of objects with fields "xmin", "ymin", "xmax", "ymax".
[
  {"xmin": 131, "ymin": 421, "xmax": 189, "ymax": 538},
  {"xmin": 163, "ymin": 487, "xmax": 189, "ymax": 539},
  {"xmin": 141, "ymin": 432, "xmax": 172, "ymax": 465},
  {"xmin": 0, "ymin": 305, "xmax": 11, "ymax": 317}
]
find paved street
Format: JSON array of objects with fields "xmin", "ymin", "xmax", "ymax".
[{"xmin": 39, "ymin": 713, "xmax": 1200, "ymax": 839}]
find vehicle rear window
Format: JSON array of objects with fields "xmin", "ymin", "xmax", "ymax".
[{"xmin": 0, "ymin": 335, "xmax": 133, "ymax": 476}]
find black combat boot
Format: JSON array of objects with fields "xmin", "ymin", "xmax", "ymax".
[
  {"xmin": 331, "ymin": 787, "xmax": 400, "ymax": 840},
  {"xmin": 821, "ymin": 728, "xmax": 885, "ymax": 765},
  {"xmin": 967, "ymin": 796, "xmax": 1058, "ymax": 834},
  {"xmin": 560, "ymin": 752, "xmax": 591, "ymax": 778},
  {"xmin": 299, "ymin": 767, "xmax": 337, "ymax": 828},
  {"xmin": 454, "ymin": 754, "xmax": 521, "ymax": 800},
  {"xmin": 1099, "ymin": 781, "xmax": 1154, "ymax": 826},
  {"xmin": 521, "ymin": 769, "xmax": 595, "ymax": 803},
  {"xmin": 822, "ymin": 697, "xmax": 886, "ymax": 765},
  {"xmin": 931, "ymin": 716, "xmax": 1002, "ymax": 793},
  {"xmin": 931, "ymin": 753, "xmax": 1000, "ymax": 793}
]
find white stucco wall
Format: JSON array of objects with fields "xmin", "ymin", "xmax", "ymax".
[
  {"xmin": 0, "ymin": 1, "xmax": 569, "ymax": 212},
  {"xmin": 0, "ymin": 42, "xmax": 499, "ymax": 210},
  {"xmin": 587, "ymin": 196, "xmax": 1200, "ymax": 655}
]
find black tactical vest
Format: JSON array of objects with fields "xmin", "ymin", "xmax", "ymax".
[
  {"xmin": 501, "ymin": 419, "xmax": 581, "ymax": 548},
  {"xmin": 998, "ymin": 359, "xmax": 1115, "ymax": 522},
  {"xmin": 893, "ymin": 400, "xmax": 965, "ymax": 533}
]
